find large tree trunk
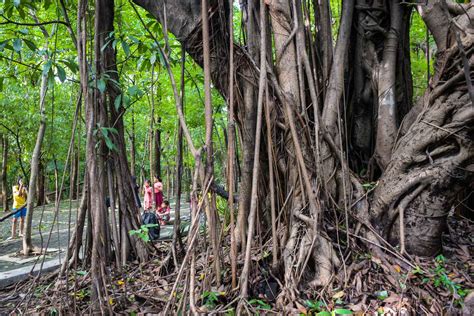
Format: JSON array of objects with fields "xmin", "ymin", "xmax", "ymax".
[
  {"xmin": 133, "ymin": 0, "xmax": 474, "ymax": 304},
  {"xmin": 372, "ymin": 1, "xmax": 474, "ymax": 256},
  {"xmin": 88, "ymin": 0, "xmax": 111, "ymax": 308},
  {"xmin": 101, "ymin": 1, "xmax": 149, "ymax": 265}
]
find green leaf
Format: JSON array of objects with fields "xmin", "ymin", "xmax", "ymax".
[
  {"xmin": 0, "ymin": 77, "xmax": 4, "ymax": 92},
  {"xmin": 142, "ymin": 224, "xmax": 158, "ymax": 229},
  {"xmin": 114, "ymin": 94, "xmax": 122, "ymax": 110},
  {"xmin": 43, "ymin": 0, "xmax": 52, "ymax": 10},
  {"xmin": 316, "ymin": 312, "xmax": 331, "ymax": 316},
  {"xmin": 334, "ymin": 309, "xmax": 353, "ymax": 315},
  {"xmin": 12, "ymin": 38, "xmax": 22, "ymax": 52},
  {"xmin": 0, "ymin": 40, "xmax": 9, "ymax": 52},
  {"xmin": 56, "ymin": 65, "xmax": 66, "ymax": 82},
  {"xmin": 128, "ymin": 35, "xmax": 140, "ymax": 44},
  {"xmin": 305, "ymin": 300, "xmax": 326, "ymax": 311},
  {"xmin": 42, "ymin": 60, "xmax": 52, "ymax": 76},
  {"xmin": 128, "ymin": 85, "xmax": 142, "ymax": 97},
  {"xmin": 62, "ymin": 59, "xmax": 78, "ymax": 73},
  {"xmin": 376, "ymin": 290, "xmax": 388, "ymax": 301},
  {"xmin": 121, "ymin": 41, "xmax": 130, "ymax": 57},
  {"xmin": 104, "ymin": 136, "xmax": 116, "ymax": 151},
  {"xmin": 122, "ymin": 95, "xmax": 131, "ymax": 107},
  {"xmin": 18, "ymin": 28, "xmax": 28, "ymax": 35},
  {"xmin": 248, "ymin": 299, "xmax": 271, "ymax": 310},
  {"xmin": 23, "ymin": 39, "xmax": 37, "ymax": 52},
  {"xmin": 97, "ymin": 79, "xmax": 106, "ymax": 93},
  {"xmin": 47, "ymin": 70, "xmax": 55, "ymax": 88},
  {"xmin": 101, "ymin": 39, "xmax": 113, "ymax": 52},
  {"xmin": 76, "ymin": 270, "xmax": 87, "ymax": 276},
  {"xmin": 150, "ymin": 53, "xmax": 157, "ymax": 65},
  {"xmin": 17, "ymin": 6, "xmax": 25, "ymax": 19}
]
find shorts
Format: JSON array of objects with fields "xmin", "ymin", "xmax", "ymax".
[{"xmin": 13, "ymin": 206, "xmax": 27, "ymax": 219}]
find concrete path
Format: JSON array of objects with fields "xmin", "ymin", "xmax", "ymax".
[{"xmin": 0, "ymin": 200, "xmax": 190, "ymax": 288}]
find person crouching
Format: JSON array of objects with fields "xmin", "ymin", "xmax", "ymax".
[{"xmin": 157, "ymin": 200, "xmax": 171, "ymax": 226}]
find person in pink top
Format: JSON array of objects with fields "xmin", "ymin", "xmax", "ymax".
[
  {"xmin": 143, "ymin": 179, "xmax": 153, "ymax": 211},
  {"xmin": 153, "ymin": 176, "xmax": 164, "ymax": 211}
]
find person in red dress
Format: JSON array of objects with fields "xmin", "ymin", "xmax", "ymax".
[{"xmin": 153, "ymin": 176, "xmax": 163, "ymax": 211}]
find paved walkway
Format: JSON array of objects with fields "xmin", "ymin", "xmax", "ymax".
[{"xmin": 0, "ymin": 200, "xmax": 190, "ymax": 288}]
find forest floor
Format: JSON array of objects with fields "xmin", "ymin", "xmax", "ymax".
[
  {"xmin": 0, "ymin": 200, "xmax": 190, "ymax": 288},
  {"xmin": 0, "ymin": 200, "xmax": 81, "ymax": 271},
  {"xmin": 0, "ymin": 211, "xmax": 472, "ymax": 314}
]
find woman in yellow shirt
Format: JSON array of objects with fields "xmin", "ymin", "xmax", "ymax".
[{"xmin": 9, "ymin": 177, "xmax": 27, "ymax": 240}]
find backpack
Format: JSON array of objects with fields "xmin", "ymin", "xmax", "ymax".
[{"xmin": 141, "ymin": 211, "xmax": 160, "ymax": 241}]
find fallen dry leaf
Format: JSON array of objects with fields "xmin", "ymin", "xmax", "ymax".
[{"xmin": 295, "ymin": 301, "xmax": 307, "ymax": 315}]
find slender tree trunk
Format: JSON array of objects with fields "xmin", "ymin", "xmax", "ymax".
[
  {"xmin": 155, "ymin": 118, "xmax": 161, "ymax": 178},
  {"xmin": 317, "ymin": 0, "xmax": 333, "ymax": 88},
  {"xmin": 70, "ymin": 150, "xmax": 79, "ymax": 200},
  {"xmin": 1, "ymin": 134, "xmax": 8, "ymax": 212},
  {"xmin": 374, "ymin": 0, "xmax": 403, "ymax": 170},
  {"xmin": 23, "ymin": 51, "xmax": 49, "ymax": 255},
  {"xmin": 201, "ymin": 0, "xmax": 221, "ymax": 286},
  {"xmin": 172, "ymin": 46, "xmax": 186, "ymax": 259},
  {"xmin": 227, "ymin": 0, "xmax": 237, "ymax": 289},
  {"xmin": 239, "ymin": 0, "xmax": 267, "ymax": 301},
  {"xmin": 36, "ymin": 161, "xmax": 45, "ymax": 207},
  {"xmin": 149, "ymin": 66, "xmax": 156, "ymax": 181},
  {"xmin": 130, "ymin": 110, "xmax": 136, "ymax": 176}
]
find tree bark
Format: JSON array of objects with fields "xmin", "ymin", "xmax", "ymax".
[
  {"xmin": 36, "ymin": 160, "xmax": 45, "ymax": 207},
  {"xmin": 202, "ymin": 0, "xmax": 221, "ymax": 286},
  {"xmin": 374, "ymin": 0, "xmax": 403, "ymax": 170},
  {"xmin": 23, "ymin": 50, "xmax": 48, "ymax": 255},
  {"xmin": 129, "ymin": 110, "xmax": 137, "ymax": 176},
  {"xmin": 155, "ymin": 118, "xmax": 162, "ymax": 178},
  {"xmin": 70, "ymin": 149, "xmax": 79, "ymax": 200},
  {"xmin": 1, "ymin": 134, "xmax": 8, "ymax": 212},
  {"xmin": 372, "ymin": 2, "xmax": 474, "ymax": 256},
  {"xmin": 132, "ymin": 0, "xmax": 474, "ymax": 303},
  {"xmin": 172, "ymin": 46, "xmax": 186, "ymax": 259}
]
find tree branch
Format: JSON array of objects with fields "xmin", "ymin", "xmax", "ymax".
[{"xmin": 0, "ymin": 14, "xmax": 69, "ymax": 27}]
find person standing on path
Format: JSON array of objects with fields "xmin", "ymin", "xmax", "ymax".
[
  {"xmin": 153, "ymin": 176, "xmax": 163, "ymax": 211},
  {"xmin": 143, "ymin": 179, "xmax": 153, "ymax": 211},
  {"xmin": 9, "ymin": 177, "xmax": 27, "ymax": 239}
]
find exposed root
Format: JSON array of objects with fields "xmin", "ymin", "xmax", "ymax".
[{"xmin": 4, "ymin": 214, "xmax": 471, "ymax": 315}]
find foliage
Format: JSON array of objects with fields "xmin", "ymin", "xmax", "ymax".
[
  {"xmin": 129, "ymin": 224, "xmax": 159, "ymax": 243},
  {"xmin": 431, "ymin": 255, "xmax": 468, "ymax": 305},
  {"xmin": 410, "ymin": 255, "xmax": 469, "ymax": 307},
  {"xmin": 248, "ymin": 298, "xmax": 272, "ymax": 312},
  {"xmin": 0, "ymin": 0, "xmax": 434, "ymax": 203},
  {"xmin": 409, "ymin": 11, "xmax": 435, "ymax": 99},
  {"xmin": 201, "ymin": 291, "xmax": 225, "ymax": 308}
]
